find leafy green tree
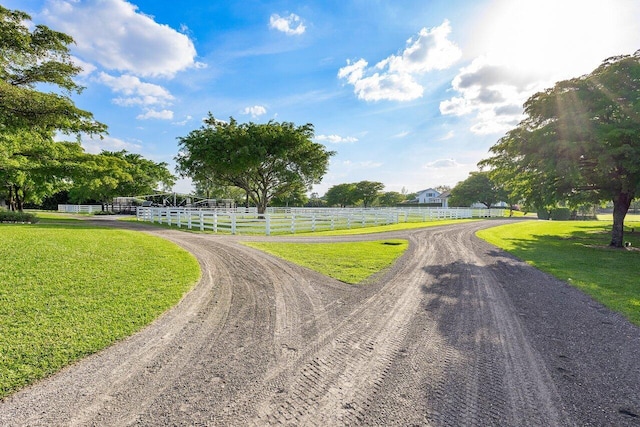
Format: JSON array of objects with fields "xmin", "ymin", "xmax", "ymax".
[
  {"xmin": 325, "ymin": 183, "xmax": 357, "ymax": 207},
  {"xmin": 449, "ymin": 171, "xmax": 505, "ymax": 208},
  {"xmin": 69, "ymin": 151, "xmax": 175, "ymax": 203},
  {"xmin": 353, "ymin": 181, "xmax": 384, "ymax": 208},
  {"xmin": 481, "ymin": 51, "xmax": 640, "ymax": 247},
  {"xmin": 271, "ymin": 181, "xmax": 309, "ymax": 207},
  {"xmin": 0, "ymin": 6, "xmax": 105, "ymax": 135},
  {"xmin": 378, "ymin": 191, "xmax": 405, "ymax": 207},
  {"xmin": 176, "ymin": 115, "xmax": 334, "ymax": 214},
  {"xmin": 0, "ymin": 6, "xmax": 106, "ymax": 210},
  {"xmin": 1, "ymin": 130, "xmax": 85, "ymax": 210}
]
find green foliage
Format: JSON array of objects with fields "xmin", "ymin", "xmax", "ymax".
[
  {"xmin": 536, "ymin": 209, "xmax": 550, "ymax": 220},
  {"xmin": 0, "ymin": 210, "xmax": 38, "ymax": 223},
  {"xmin": 0, "ymin": 5, "xmax": 106, "ymax": 134},
  {"xmin": 0, "ymin": 5, "xmax": 106, "ymax": 211},
  {"xmin": 243, "ymin": 239, "xmax": 408, "ymax": 284},
  {"xmin": 477, "ymin": 220, "xmax": 640, "ymax": 325},
  {"xmin": 324, "ymin": 180, "xmax": 385, "ymax": 207},
  {"xmin": 481, "ymin": 51, "xmax": 640, "ymax": 246},
  {"xmin": 0, "ymin": 224, "xmax": 200, "ymax": 398},
  {"xmin": 353, "ymin": 180, "xmax": 385, "ymax": 207},
  {"xmin": 550, "ymin": 207, "xmax": 572, "ymax": 220},
  {"xmin": 176, "ymin": 115, "xmax": 334, "ymax": 214},
  {"xmin": 449, "ymin": 171, "xmax": 506, "ymax": 208},
  {"xmin": 69, "ymin": 150, "xmax": 175, "ymax": 203},
  {"xmin": 325, "ymin": 183, "xmax": 357, "ymax": 207},
  {"xmin": 378, "ymin": 191, "xmax": 405, "ymax": 206}
]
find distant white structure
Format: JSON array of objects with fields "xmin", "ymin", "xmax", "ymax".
[{"xmin": 411, "ymin": 188, "xmax": 450, "ymax": 207}]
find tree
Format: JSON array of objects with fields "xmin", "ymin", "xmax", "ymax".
[
  {"xmin": 176, "ymin": 115, "xmax": 334, "ymax": 214},
  {"xmin": 449, "ymin": 171, "xmax": 505, "ymax": 208},
  {"xmin": 481, "ymin": 51, "xmax": 640, "ymax": 247},
  {"xmin": 68, "ymin": 151, "xmax": 175, "ymax": 203},
  {"xmin": 325, "ymin": 183, "xmax": 357, "ymax": 207},
  {"xmin": 0, "ymin": 6, "xmax": 106, "ymax": 210},
  {"xmin": 0, "ymin": 6, "xmax": 105, "ymax": 135},
  {"xmin": 378, "ymin": 191, "xmax": 405, "ymax": 206},
  {"xmin": 353, "ymin": 181, "xmax": 384, "ymax": 208}
]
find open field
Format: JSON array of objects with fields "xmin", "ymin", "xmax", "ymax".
[{"xmin": 0, "ymin": 223, "xmax": 200, "ymax": 398}]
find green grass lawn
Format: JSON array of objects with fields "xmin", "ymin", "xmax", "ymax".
[
  {"xmin": 0, "ymin": 224, "xmax": 200, "ymax": 398},
  {"xmin": 300, "ymin": 218, "xmax": 478, "ymax": 236},
  {"xmin": 242, "ymin": 239, "xmax": 409, "ymax": 284},
  {"xmin": 477, "ymin": 220, "xmax": 640, "ymax": 325}
]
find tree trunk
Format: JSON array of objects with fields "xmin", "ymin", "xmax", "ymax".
[{"xmin": 610, "ymin": 192, "xmax": 632, "ymax": 247}]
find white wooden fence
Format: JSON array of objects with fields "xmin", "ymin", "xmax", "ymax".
[
  {"xmin": 136, "ymin": 207, "xmax": 505, "ymax": 235},
  {"xmin": 58, "ymin": 204, "xmax": 103, "ymax": 213}
]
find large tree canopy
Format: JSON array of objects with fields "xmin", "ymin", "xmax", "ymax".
[
  {"xmin": 449, "ymin": 171, "xmax": 507, "ymax": 209},
  {"xmin": 481, "ymin": 51, "xmax": 640, "ymax": 247},
  {"xmin": 0, "ymin": 5, "xmax": 107, "ymax": 210},
  {"xmin": 325, "ymin": 183, "xmax": 357, "ymax": 207},
  {"xmin": 176, "ymin": 115, "xmax": 334, "ymax": 214},
  {"xmin": 0, "ymin": 6, "xmax": 105, "ymax": 135},
  {"xmin": 324, "ymin": 181, "xmax": 385, "ymax": 207},
  {"xmin": 353, "ymin": 180, "xmax": 384, "ymax": 208},
  {"xmin": 69, "ymin": 150, "xmax": 175, "ymax": 204}
]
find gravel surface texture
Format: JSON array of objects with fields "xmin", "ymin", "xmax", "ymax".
[{"xmin": 1, "ymin": 218, "xmax": 639, "ymax": 426}]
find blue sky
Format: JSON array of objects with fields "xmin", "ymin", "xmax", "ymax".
[{"xmin": 8, "ymin": 0, "xmax": 640, "ymax": 195}]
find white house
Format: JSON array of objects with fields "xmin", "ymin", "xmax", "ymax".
[{"xmin": 411, "ymin": 188, "xmax": 449, "ymax": 208}]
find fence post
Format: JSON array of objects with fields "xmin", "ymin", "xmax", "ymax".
[
  {"xmin": 266, "ymin": 213, "xmax": 271, "ymax": 236},
  {"xmin": 199, "ymin": 211, "xmax": 204, "ymax": 231},
  {"xmin": 311, "ymin": 213, "xmax": 316, "ymax": 232},
  {"xmin": 231, "ymin": 213, "xmax": 236, "ymax": 235}
]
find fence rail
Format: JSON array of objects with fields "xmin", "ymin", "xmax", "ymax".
[
  {"xmin": 58, "ymin": 204, "xmax": 103, "ymax": 213},
  {"xmin": 136, "ymin": 207, "xmax": 506, "ymax": 235}
]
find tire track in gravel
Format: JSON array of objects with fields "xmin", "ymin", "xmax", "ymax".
[{"xmin": 1, "ymin": 218, "xmax": 639, "ymax": 426}]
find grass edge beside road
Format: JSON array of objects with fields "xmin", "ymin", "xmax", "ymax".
[
  {"xmin": 476, "ymin": 220, "xmax": 640, "ymax": 326},
  {"xmin": 242, "ymin": 239, "xmax": 409, "ymax": 284},
  {"xmin": 0, "ymin": 223, "xmax": 201, "ymax": 399}
]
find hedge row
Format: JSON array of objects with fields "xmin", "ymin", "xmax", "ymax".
[{"xmin": 0, "ymin": 211, "xmax": 39, "ymax": 223}]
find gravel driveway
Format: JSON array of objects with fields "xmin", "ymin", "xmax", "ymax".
[{"xmin": 1, "ymin": 219, "xmax": 639, "ymax": 426}]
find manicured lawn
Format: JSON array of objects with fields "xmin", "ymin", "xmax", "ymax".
[
  {"xmin": 0, "ymin": 224, "xmax": 200, "ymax": 398},
  {"xmin": 477, "ymin": 220, "xmax": 640, "ymax": 325},
  {"xmin": 303, "ymin": 219, "xmax": 478, "ymax": 236},
  {"xmin": 242, "ymin": 239, "xmax": 409, "ymax": 284}
]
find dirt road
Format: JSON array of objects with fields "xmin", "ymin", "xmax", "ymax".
[{"xmin": 1, "ymin": 219, "xmax": 639, "ymax": 426}]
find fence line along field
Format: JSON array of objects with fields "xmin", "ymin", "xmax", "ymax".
[{"xmin": 135, "ymin": 206, "xmax": 507, "ymax": 235}]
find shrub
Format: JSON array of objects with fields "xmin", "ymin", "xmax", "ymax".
[
  {"xmin": 550, "ymin": 207, "xmax": 572, "ymax": 220},
  {"xmin": 537, "ymin": 209, "xmax": 551, "ymax": 220},
  {"xmin": 0, "ymin": 210, "xmax": 39, "ymax": 223}
]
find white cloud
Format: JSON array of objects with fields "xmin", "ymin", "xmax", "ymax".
[
  {"xmin": 269, "ymin": 13, "xmax": 306, "ymax": 36},
  {"xmin": 393, "ymin": 131, "xmax": 411, "ymax": 139},
  {"xmin": 172, "ymin": 115, "xmax": 193, "ymax": 126},
  {"xmin": 81, "ymin": 135, "xmax": 142, "ymax": 154},
  {"xmin": 242, "ymin": 105, "xmax": 267, "ymax": 118},
  {"xmin": 343, "ymin": 160, "xmax": 383, "ymax": 169},
  {"xmin": 71, "ymin": 56, "xmax": 97, "ymax": 77},
  {"xmin": 424, "ymin": 158, "xmax": 460, "ymax": 169},
  {"xmin": 439, "ymin": 57, "xmax": 529, "ymax": 135},
  {"xmin": 440, "ymin": 130, "xmax": 455, "ymax": 140},
  {"xmin": 441, "ymin": 0, "xmax": 640, "ymax": 135},
  {"xmin": 316, "ymin": 134, "xmax": 358, "ymax": 144},
  {"xmin": 338, "ymin": 20, "xmax": 461, "ymax": 102},
  {"xmin": 98, "ymin": 72, "xmax": 174, "ymax": 106},
  {"xmin": 42, "ymin": 0, "xmax": 200, "ymax": 77},
  {"xmin": 136, "ymin": 109, "xmax": 174, "ymax": 120}
]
